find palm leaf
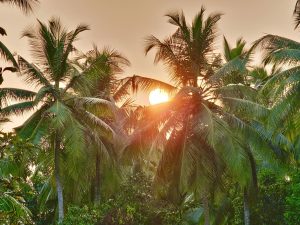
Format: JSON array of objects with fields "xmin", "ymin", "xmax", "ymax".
[
  {"xmin": 0, "ymin": 41, "xmax": 18, "ymax": 68},
  {"xmin": 0, "ymin": 88, "xmax": 36, "ymax": 106}
]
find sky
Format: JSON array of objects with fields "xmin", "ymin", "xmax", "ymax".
[{"xmin": 0, "ymin": 0, "xmax": 298, "ymax": 130}]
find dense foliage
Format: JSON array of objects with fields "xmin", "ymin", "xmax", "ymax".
[{"xmin": 1, "ymin": 1, "xmax": 300, "ymax": 224}]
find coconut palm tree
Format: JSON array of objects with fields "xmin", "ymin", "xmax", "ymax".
[
  {"xmin": 0, "ymin": 18, "xmax": 117, "ymax": 223},
  {"xmin": 119, "ymin": 8, "xmax": 290, "ymax": 225},
  {"xmin": 254, "ymin": 34, "xmax": 300, "ymax": 162},
  {"xmin": 214, "ymin": 36, "xmax": 292, "ymax": 225},
  {"xmin": 72, "ymin": 46, "xmax": 130, "ymax": 204}
]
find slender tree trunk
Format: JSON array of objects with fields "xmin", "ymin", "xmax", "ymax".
[
  {"xmin": 243, "ymin": 189, "xmax": 250, "ymax": 225},
  {"xmin": 94, "ymin": 150, "xmax": 101, "ymax": 204},
  {"xmin": 202, "ymin": 192, "xmax": 210, "ymax": 225},
  {"xmin": 54, "ymin": 135, "xmax": 64, "ymax": 223}
]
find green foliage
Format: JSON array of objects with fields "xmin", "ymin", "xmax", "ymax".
[
  {"xmin": 62, "ymin": 173, "xmax": 193, "ymax": 225},
  {"xmin": 284, "ymin": 171, "xmax": 300, "ymax": 225},
  {"xmin": 226, "ymin": 169, "xmax": 292, "ymax": 225},
  {"xmin": 62, "ymin": 205, "xmax": 100, "ymax": 225},
  {"xmin": 1, "ymin": 2, "xmax": 300, "ymax": 225}
]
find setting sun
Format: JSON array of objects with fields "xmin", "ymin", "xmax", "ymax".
[{"xmin": 149, "ymin": 88, "xmax": 169, "ymax": 105}]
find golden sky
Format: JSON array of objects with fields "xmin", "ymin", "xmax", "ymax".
[{"xmin": 0, "ymin": 0, "xmax": 298, "ymax": 130}]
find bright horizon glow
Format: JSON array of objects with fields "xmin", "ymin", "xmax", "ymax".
[{"xmin": 149, "ymin": 88, "xmax": 169, "ymax": 105}]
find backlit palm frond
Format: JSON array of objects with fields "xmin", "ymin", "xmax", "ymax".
[
  {"xmin": 81, "ymin": 111, "xmax": 115, "ymax": 141},
  {"xmin": 215, "ymin": 84, "xmax": 258, "ymax": 101},
  {"xmin": 221, "ymin": 97, "xmax": 270, "ymax": 121},
  {"xmin": 82, "ymin": 46, "xmax": 130, "ymax": 75},
  {"xmin": 0, "ymin": 101, "xmax": 36, "ymax": 116},
  {"xmin": 223, "ymin": 37, "xmax": 247, "ymax": 62},
  {"xmin": 16, "ymin": 106, "xmax": 49, "ymax": 143},
  {"xmin": 0, "ymin": 0, "xmax": 38, "ymax": 14},
  {"xmin": 0, "ymin": 88, "xmax": 36, "ymax": 106},
  {"xmin": 267, "ymin": 89, "xmax": 300, "ymax": 130},
  {"xmin": 5, "ymin": 0, "xmax": 38, "ymax": 12},
  {"xmin": 69, "ymin": 46, "xmax": 129, "ymax": 97},
  {"xmin": 22, "ymin": 18, "xmax": 89, "ymax": 82},
  {"xmin": 145, "ymin": 7, "xmax": 221, "ymax": 87},
  {"xmin": 64, "ymin": 24, "xmax": 90, "ymax": 59},
  {"xmin": 70, "ymin": 96, "xmax": 116, "ymax": 118},
  {"xmin": 210, "ymin": 57, "xmax": 247, "ymax": 83},
  {"xmin": 254, "ymin": 34, "xmax": 300, "ymax": 65},
  {"xmin": 259, "ymin": 66, "xmax": 300, "ymax": 100},
  {"xmin": 0, "ymin": 41, "xmax": 18, "ymax": 68},
  {"xmin": 18, "ymin": 56, "xmax": 52, "ymax": 87},
  {"xmin": 294, "ymin": 0, "xmax": 300, "ymax": 29},
  {"xmin": 113, "ymin": 75, "xmax": 177, "ymax": 102}
]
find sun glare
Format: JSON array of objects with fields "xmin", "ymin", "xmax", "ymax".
[{"xmin": 149, "ymin": 88, "xmax": 169, "ymax": 105}]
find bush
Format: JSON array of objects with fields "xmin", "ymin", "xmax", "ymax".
[{"xmin": 284, "ymin": 172, "xmax": 300, "ymax": 225}]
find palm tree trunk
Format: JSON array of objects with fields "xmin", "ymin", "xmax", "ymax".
[
  {"xmin": 94, "ymin": 150, "xmax": 101, "ymax": 204},
  {"xmin": 202, "ymin": 192, "xmax": 210, "ymax": 225},
  {"xmin": 54, "ymin": 135, "xmax": 64, "ymax": 223},
  {"xmin": 243, "ymin": 189, "xmax": 250, "ymax": 225}
]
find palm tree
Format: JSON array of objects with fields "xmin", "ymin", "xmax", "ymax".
[
  {"xmin": 119, "ymin": 8, "xmax": 290, "ymax": 225},
  {"xmin": 118, "ymin": 8, "xmax": 233, "ymax": 225},
  {"xmin": 72, "ymin": 46, "xmax": 130, "ymax": 204},
  {"xmin": 254, "ymin": 34, "xmax": 300, "ymax": 163},
  {"xmin": 0, "ymin": 18, "xmax": 117, "ymax": 223},
  {"xmin": 145, "ymin": 7, "xmax": 222, "ymax": 87},
  {"xmin": 215, "ymin": 37, "xmax": 293, "ymax": 225}
]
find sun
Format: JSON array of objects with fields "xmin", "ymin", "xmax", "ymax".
[{"xmin": 149, "ymin": 88, "xmax": 169, "ymax": 105}]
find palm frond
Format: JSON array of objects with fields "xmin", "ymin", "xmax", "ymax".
[
  {"xmin": 0, "ymin": 41, "xmax": 18, "ymax": 68},
  {"xmin": 0, "ymin": 101, "xmax": 36, "ymax": 116},
  {"xmin": 215, "ymin": 84, "xmax": 258, "ymax": 101},
  {"xmin": 210, "ymin": 57, "xmax": 247, "ymax": 82},
  {"xmin": 0, "ymin": 0, "xmax": 38, "ymax": 14},
  {"xmin": 0, "ymin": 88, "xmax": 36, "ymax": 106},
  {"xmin": 294, "ymin": 0, "xmax": 300, "ymax": 29},
  {"xmin": 0, "ymin": 193, "xmax": 32, "ymax": 223},
  {"xmin": 221, "ymin": 97, "xmax": 270, "ymax": 121},
  {"xmin": 113, "ymin": 75, "xmax": 176, "ymax": 101},
  {"xmin": 18, "ymin": 56, "xmax": 52, "ymax": 87},
  {"xmin": 254, "ymin": 34, "xmax": 300, "ymax": 65}
]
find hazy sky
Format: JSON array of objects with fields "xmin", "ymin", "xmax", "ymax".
[{"xmin": 0, "ymin": 0, "xmax": 298, "ymax": 130}]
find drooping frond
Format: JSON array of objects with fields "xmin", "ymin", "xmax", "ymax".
[
  {"xmin": 210, "ymin": 57, "xmax": 247, "ymax": 82},
  {"xmin": 0, "ymin": 193, "xmax": 32, "ymax": 223},
  {"xmin": 0, "ymin": 100, "xmax": 36, "ymax": 116},
  {"xmin": 259, "ymin": 66, "xmax": 300, "ymax": 100},
  {"xmin": 0, "ymin": 0, "xmax": 38, "ymax": 14},
  {"xmin": 113, "ymin": 75, "xmax": 176, "ymax": 102},
  {"xmin": 294, "ymin": 0, "xmax": 300, "ymax": 29},
  {"xmin": 254, "ymin": 34, "xmax": 300, "ymax": 65},
  {"xmin": 69, "ymin": 96, "xmax": 116, "ymax": 118},
  {"xmin": 0, "ymin": 41, "xmax": 18, "ymax": 68},
  {"xmin": 0, "ymin": 88, "xmax": 36, "ymax": 106},
  {"xmin": 16, "ymin": 104, "xmax": 49, "ymax": 143},
  {"xmin": 221, "ymin": 97, "xmax": 270, "ymax": 121},
  {"xmin": 18, "ymin": 56, "xmax": 52, "ymax": 87},
  {"xmin": 79, "ymin": 110, "xmax": 115, "ymax": 140},
  {"xmin": 216, "ymin": 84, "xmax": 258, "ymax": 101}
]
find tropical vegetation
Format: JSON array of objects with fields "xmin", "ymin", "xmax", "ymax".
[{"xmin": 0, "ymin": 1, "xmax": 300, "ymax": 225}]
